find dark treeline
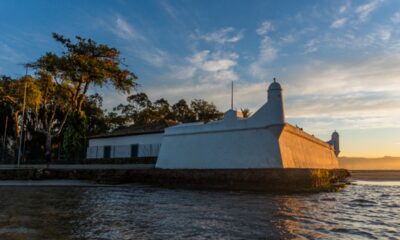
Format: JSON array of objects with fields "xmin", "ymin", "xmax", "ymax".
[{"xmin": 0, "ymin": 33, "xmax": 223, "ymax": 163}]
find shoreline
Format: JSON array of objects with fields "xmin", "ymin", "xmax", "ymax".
[
  {"xmin": 0, "ymin": 167, "xmax": 350, "ymax": 193},
  {"xmin": 349, "ymin": 170, "xmax": 400, "ymax": 181}
]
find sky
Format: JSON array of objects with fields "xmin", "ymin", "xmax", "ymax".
[{"xmin": 0, "ymin": 0, "xmax": 400, "ymax": 157}]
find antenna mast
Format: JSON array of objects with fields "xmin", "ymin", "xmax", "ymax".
[{"xmin": 231, "ymin": 81, "xmax": 233, "ymax": 110}]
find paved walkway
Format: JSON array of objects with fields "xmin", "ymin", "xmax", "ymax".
[{"xmin": 0, "ymin": 164, "xmax": 155, "ymax": 170}]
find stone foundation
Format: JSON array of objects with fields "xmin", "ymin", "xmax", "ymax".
[{"xmin": 0, "ymin": 168, "xmax": 350, "ymax": 192}]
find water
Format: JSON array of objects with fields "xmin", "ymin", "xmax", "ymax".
[{"xmin": 0, "ymin": 181, "xmax": 398, "ymax": 239}]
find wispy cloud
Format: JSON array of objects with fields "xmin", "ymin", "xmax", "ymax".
[
  {"xmin": 249, "ymin": 21, "xmax": 278, "ymax": 79},
  {"xmin": 114, "ymin": 16, "xmax": 144, "ymax": 40},
  {"xmin": 0, "ymin": 42, "xmax": 26, "ymax": 63},
  {"xmin": 137, "ymin": 49, "xmax": 240, "ymax": 109},
  {"xmin": 135, "ymin": 48, "xmax": 169, "ymax": 67},
  {"xmin": 278, "ymin": 53, "xmax": 400, "ymax": 133},
  {"xmin": 256, "ymin": 21, "xmax": 273, "ymax": 35},
  {"xmin": 185, "ymin": 50, "xmax": 238, "ymax": 82},
  {"xmin": 280, "ymin": 34, "xmax": 295, "ymax": 44},
  {"xmin": 331, "ymin": 18, "xmax": 347, "ymax": 28},
  {"xmin": 249, "ymin": 36, "xmax": 278, "ymax": 79},
  {"xmin": 197, "ymin": 27, "xmax": 243, "ymax": 44},
  {"xmin": 391, "ymin": 11, "xmax": 400, "ymax": 23},
  {"xmin": 339, "ymin": 2, "xmax": 351, "ymax": 14},
  {"xmin": 355, "ymin": 0, "xmax": 383, "ymax": 21},
  {"xmin": 160, "ymin": 0, "xmax": 178, "ymax": 19},
  {"xmin": 304, "ymin": 39, "xmax": 318, "ymax": 53}
]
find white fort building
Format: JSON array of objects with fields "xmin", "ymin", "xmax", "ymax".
[{"xmin": 87, "ymin": 79, "xmax": 340, "ymax": 169}]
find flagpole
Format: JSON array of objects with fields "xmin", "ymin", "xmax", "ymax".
[{"xmin": 231, "ymin": 81, "xmax": 233, "ymax": 110}]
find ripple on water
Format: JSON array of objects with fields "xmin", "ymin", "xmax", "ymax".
[{"xmin": 0, "ymin": 181, "xmax": 398, "ymax": 239}]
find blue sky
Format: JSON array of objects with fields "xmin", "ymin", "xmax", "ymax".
[{"xmin": 1, "ymin": 0, "xmax": 400, "ymax": 157}]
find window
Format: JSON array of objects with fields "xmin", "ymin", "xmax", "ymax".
[
  {"xmin": 131, "ymin": 144, "xmax": 139, "ymax": 158},
  {"xmin": 104, "ymin": 146, "xmax": 111, "ymax": 158}
]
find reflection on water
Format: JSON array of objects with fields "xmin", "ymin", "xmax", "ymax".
[
  {"xmin": 0, "ymin": 181, "xmax": 399, "ymax": 239},
  {"xmin": 353, "ymin": 180, "xmax": 400, "ymax": 186}
]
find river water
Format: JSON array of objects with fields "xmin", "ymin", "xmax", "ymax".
[{"xmin": 0, "ymin": 180, "xmax": 398, "ymax": 239}]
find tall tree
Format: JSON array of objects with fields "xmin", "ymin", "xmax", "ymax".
[
  {"xmin": 190, "ymin": 99, "xmax": 223, "ymax": 123},
  {"xmin": 32, "ymin": 72, "xmax": 72, "ymax": 160},
  {"xmin": 29, "ymin": 33, "xmax": 138, "ymax": 161},
  {"xmin": 0, "ymin": 75, "xmax": 41, "ymax": 137},
  {"xmin": 172, "ymin": 99, "xmax": 195, "ymax": 123}
]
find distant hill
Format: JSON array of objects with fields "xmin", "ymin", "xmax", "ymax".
[{"xmin": 339, "ymin": 156, "xmax": 400, "ymax": 170}]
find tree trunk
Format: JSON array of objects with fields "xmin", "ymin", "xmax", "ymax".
[
  {"xmin": 45, "ymin": 131, "xmax": 52, "ymax": 163},
  {"xmin": 14, "ymin": 111, "xmax": 20, "ymax": 137}
]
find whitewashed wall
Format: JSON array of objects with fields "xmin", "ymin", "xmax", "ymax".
[
  {"xmin": 279, "ymin": 124, "xmax": 339, "ymax": 168},
  {"xmin": 86, "ymin": 133, "xmax": 163, "ymax": 159},
  {"xmin": 156, "ymin": 83, "xmax": 286, "ymax": 169},
  {"xmin": 156, "ymin": 126, "xmax": 283, "ymax": 169},
  {"xmin": 89, "ymin": 133, "xmax": 163, "ymax": 146}
]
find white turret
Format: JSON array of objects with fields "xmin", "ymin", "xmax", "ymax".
[
  {"xmin": 330, "ymin": 131, "xmax": 340, "ymax": 156},
  {"xmin": 267, "ymin": 78, "xmax": 285, "ymax": 124}
]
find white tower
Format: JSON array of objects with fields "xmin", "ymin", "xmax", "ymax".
[
  {"xmin": 330, "ymin": 131, "xmax": 340, "ymax": 156},
  {"xmin": 267, "ymin": 78, "xmax": 285, "ymax": 124}
]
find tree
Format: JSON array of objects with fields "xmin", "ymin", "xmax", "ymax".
[
  {"xmin": 0, "ymin": 75, "xmax": 42, "ymax": 137},
  {"xmin": 190, "ymin": 99, "xmax": 223, "ymax": 123},
  {"xmin": 83, "ymin": 94, "xmax": 109, "ymax": 136},
  {"xmin": 241, "ymin": 108, "xmax": 252, "ymax": 118},
  {"xmin": 32, "ymin": 72, "xmax": 72, "ymax": 161},
  {"xmin": 0, "ymin": 76, "xmax": 16, "ymax": 162},
  {"xmin": 30, "ymin": 33, "xmax": 138, "ymax": 116},
  {"xmin": 115, "ymin": 92, "xmax": 153, "ymax": 126},
  {"xmin": 29, "ymin": 33, "xmax": 138, "ymax": 161},
  {"xmin": 172, "ymin": 99, "xmax": 195, "ymax": 123},
  {"xmin": 153, "ymin": 98, "xmax": 172, "ymax": 120}
]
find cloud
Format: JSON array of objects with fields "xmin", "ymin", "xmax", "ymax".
[
  {"xmin": 187, "ymin": 50, "xmax": 238, "ymax": 73},
  {"xmin": 331, "ymin": 18, "xmax": 347, "ymax": 28},
  {"xmin": 256, "ymin": 21, "xmax": 273, "ymax": 35},
  {"xmin": 355, "ymin": 0, "xmax": 383, "ymax": 21},
  {"xmin": 280, "ymin": 34, "xmax": 295, "ymax": 44},
  {"xmin": 135, "ymin": 48, "xmax": 169, "ymax": 67},
  {"xmin": 160, "ymin": 1, "xmax": 178, "ymax": 19},
  {"xmin": 378, "ymin": 27, "xmax": 392, "ymax": 42},
  {"xmin": 0, "ymin": 42, "xmax": 26, "ymax": 63},
  {"xmin": 249, "ymin": 21, "xmax": 278, "ymax": 79},
  {"xmin": 391, "ymin": 12, "xmax": 400, "ymax": 23},
  {"xmin": 304, "ymin": 39, "xmax": 318, "ymax": 53},
  {"xmin": 277, "ymin": 53, "xmax": 400, "ymax": 132},
  {"xmin": 339, "ymin": 2, "xmax": 351, "ymax": 14},
  {"xmin": 198, "ymin": 27, "xmax": 243, "ymax": 44},
  {"xmin": 131, "ymin": 49, "xmax": 241, "ymax": 110},
  {"xmin": 114, "ymin": 16, "xmax": 144, "ymax": 40},
  {"xmin": 259, "ymin": 37, "xmax": 278, "ymax": 62},
  {"xmin": 249, "ymin": 36, "xmax": 278, "ymax": 79}
]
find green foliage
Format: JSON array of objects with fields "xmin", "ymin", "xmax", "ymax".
[
  {"xmin": 83, "ymin": 94, "xmax": 109, "ymax": 135},
  {"xmin": 26, "ymin": 32, "xmax": 138, "ymax": 161},
  {"xmin": 113, "ymin": 93, "xmax": 223, "ymax": 127},
  {"xmin": 241, "ymin": 108, "xmax": 252, "ymax": 118},
  {"xmin": 190, "ymin": 99, "xmax": 223, "ymax": 123},
  {"xmin": 30, "ymin": 33, "xmax": 138, "ymax": 116},
  {"xmin": 0, "ymin": 32, "xmax": 225, "ymax": 163},
  {"xmin": 63, "ymin": 112, "xmax": 87, "ymax": 162},
  {"xmin": 172, "ymin": 99, "xmax": 195, "ymax": 123}
]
